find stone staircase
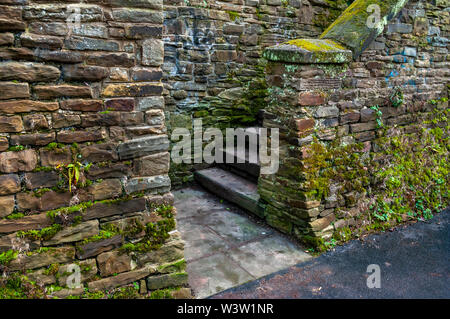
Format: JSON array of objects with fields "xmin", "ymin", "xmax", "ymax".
[{"xmin": 194, "ymin": 127, "xmax": 265, "ymax": 218}]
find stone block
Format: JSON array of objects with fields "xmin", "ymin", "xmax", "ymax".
[
  {"xmin": 0, "ymin": 149, "xmax": 37, "ymax": 173},
  {"xmin": 44, "ymin": 220, "xmax": 99, "ymax": 246},
  {"xmin": 0, "ymin": 174, "xmax": 20, "ymax": 195}
]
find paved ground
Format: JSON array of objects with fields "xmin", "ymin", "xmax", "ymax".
[
  {"xmin": 211, "ymin": 207, "xmax": 450, "ymax": 299},
  {"xmin": 174, "ymin": 185, "xmax": 312, "ymax": 299}
]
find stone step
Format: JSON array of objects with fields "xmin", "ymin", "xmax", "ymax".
[
  {"xmin": 194, "ymin": 167, "xmax": 265, "ymax": 218},
  {"xmin": 219, "ymin": 147, "xmax": 260, "ymax": 181}
]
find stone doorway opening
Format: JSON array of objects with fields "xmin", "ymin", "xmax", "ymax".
[{"xmin": 173, "ymin": 129, "xmax": 311, "ymax": 298}]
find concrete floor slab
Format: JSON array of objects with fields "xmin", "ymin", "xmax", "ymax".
[
  {"xmin": 174, "ymin": 185, "xmax": 312, "ymax": 299},
  {"xmin": 225, "ymin": 236, "xmax": 312, "ymax": 278},
  {"xmin": 194, "ymin": 209, "xmax": 272, "ymax": 246},
  {"xmin": 186, "ymin": 253, "xmax": 255, "ymax": 299},
  {"xmin": 181, "ymin": 227, "xmax": 231, "ymax": 262}
]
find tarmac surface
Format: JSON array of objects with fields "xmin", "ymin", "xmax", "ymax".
[{"xmin": 211, "ymin": 208, "xmax": 450, "ymax": 299}]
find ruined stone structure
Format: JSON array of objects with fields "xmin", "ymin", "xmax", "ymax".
[
  {"xmin": 0, "ymin": 0, "xmax": 448, "ymax": 298},
  {"xmin": 259, "ymin": 0, "xmax": 449, "ymax": 247},
  {"xmin": 164, "ymin": 0, "xmax": 353, "ymax": 185}
]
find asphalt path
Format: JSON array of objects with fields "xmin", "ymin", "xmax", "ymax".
[{"xmin": 211, "ymin": 208, "xmax": 450, "ymax": 299}]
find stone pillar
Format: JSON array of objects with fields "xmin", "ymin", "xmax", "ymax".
[{"xmin": 258, "ymin": 39, "xmax": 353, "ymax": 242}]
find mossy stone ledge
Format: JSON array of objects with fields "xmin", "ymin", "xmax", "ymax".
[
  {"xmin": 263, "ymin": 39, "xmax": 353, "ymax": 64},
  {"xmin": 320, "ymin": 0, "xmax": 410, "ymax": 58}
]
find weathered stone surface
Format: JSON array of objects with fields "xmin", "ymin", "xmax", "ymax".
[
  {"xmin": 133, "ymin": 152, "xmax": 169, "ymax": 176},
  {"xmin": 0, "ymin": 100, "xmax": 58, "ymax": 114},
  {"xmin": 0, "ymin": 232, "xmax": 40, "ymax": 253},
  {"xmin": 0, "ymin": 195, "xmax": 15, "ymax": 218},
  {"xmin": 0, "ymin": 82, "xmax": 29, "ymax": 100},
  {"xmin": 131, "ymin": 68, "xmax": 162, "ymax": 82},
  {"xmin": 57, "ymin": 128, "xmax": 107, "ymax": 143},
  {"xmin": 76, "ymin": 235, "xmax": 122, "ymax": 259},
  {"xmin": 340, "ymin": 112, "xmax": 361, "ymax": 124},
  {"xmin": 10, "ymin": 132, "xmax": 55, "ymax": 146},
  {"xmin": 34, "ymin": 85, "xmax": 92, "ymax": 99},
  {"xmin": 40, "ymin": 190, "xmax": 73, "ymax": 211},
  {"xmin": 16, "ymin": 192, "xmax": 40, "ymax": 212},
  {"xmin": 0, "ymin": 115, "xmax": 23, "ymax": 132},
  {"xmin": 298, "ymin": 92, "xmax": 326, "ymax": 106},
  {"xmin": 23, "ymin": 114, "xmax": 49, "ymax": 130},
  {"xmin": 0, "ymin": 137, "xmax": 7, "ymax": 152},
  {"xmin": 40, "ymin": 147, "xmax": 72, "ymax": 167},
  {"xmin": 85, "ymin": 163, "xmax": 132, "ymax": 180},
  {"xmin": 0, "ymin": 62, "xmax": 60, "ymax": 82},
  {"xmin": 9, "ymin": 247, "xmax": 75, "ymax": 271},
  {"xmin": 309, "ymin": 213, "xmax": 335, "ymax": 232},
  {"xmin": 80, "ymin": 143, "xmax": 118, "ymax": 163},
  {"xmin": 0, "ymin": 212, "xmax": 51, "ymax": 234},
  {"xmin": 0, "ymin": 47, "xmax": 34, "ymax": 60},
  {"xmin": 112, "ymin": 8, "xmax": 163, "ymax": 23},
  {"xmin": 80, "ymin": 112, "xmax": 121, "ymax": 127},
  {"xmin": 105, "ymin": 98, "xmax": 135, "ymax": 111},
  {"xmin": 0, "ymin": 149, "xmax": 37, "ymax": 173},
  {"xmin": 62, "ymin": 65, "xmax": 109, "ymax": 81},
  {"xmin": 83, "ymin": 198, "xmax": 146, "ymax": 220},
  {"xmin": 314, "ymin": 106, "xmax": 339, "ymax": 118},
  {"xmin": 86, "ymin": 53, "xmax": 135, "ymax": 67},
  {"xmin": 44, "ymin": 220, "xmax": 99, "ymax": 246},
  {"xmin": 59, "ymin": 99, "xmax": 103, "ymax": 112},
  {"xmin": 87, "ymin": 266, "xmax": 155, "ymax": 291},
  {"xmin": 83, "ymin": 179, "xmax": 122, "ymax": 201},
  {"xmin": 0, "ymin": 18, "xmax": 25, "ymax": 31},
  {"xmin": 20, "ymin": 33, "xmax": 63, "ymax": 49},
  {"xmin": 52, "ymin": 113, "xmax": 81, "ymax": 129},
  {"xmin": 0, "ymin": 138, "xmax": 7, "ymax": 152},
  {"xmin": 65, "ymin": 36, "xmax": 120, "ymax": 51},
  {"xmin": 97, "ymin": 250, "xmax": 134, "ymax": 277},
  {"xmin": 26, "ymin": 268, "xmax": 57, "ymax": 286},
  {"xmin": 117, "ymin": 135, "xmax": 169, "ymax": 160},
  {"xmin": 137, "ymin": 96, "xmax": 164, "ymax": 110},
  {"xmin": 35, "ymin": 50, "xmax": 84, "ymax": 63},
  {"xmin": 24, "ymin": 171, "xmax": 60, "ymax": 189},
  {"xmin": 0, "ymin": 174, "xmax": 20, "ymax": 195},
  {"xmin": 102, "ymin": 83, "xmax": 163, "ymax": 97},
  {"xmin": 350, "ymin": 121, "xmax": 376, "ymax": 133},
  {"xmin": 57, "ymin": 259, "xmax": 97, "ymax": 286},
  {"xmin": 0, "ymin": 32, "xmax": 14, "ymax": 45},
  {"xmin": 125, "ymin": 25, "xmax": 162, "ymax": 39},
  {"xmin": 142, "ymin": 38, "xmax": 164, "ymax": 66},
  {"xmin": 135, "ymin": 237, "xmax": 184, "ymax": 267},
  {"xmin": 146, "ymin": 272, "xmax": 188, "ymax": 290},
  {"xmin": 292, "ymin": 118, "xmax": 315, "ymax": 135},
  {"xmin": 28, "ymin": 22, "xmax": 68, "ymax": 36},
  {"xmin": 125, "ymin": 175, "xmax": 170, "ymax": 194},
  {"xmin": 50, "ymin": 287, "xmax": 84, "ymax": 299}
]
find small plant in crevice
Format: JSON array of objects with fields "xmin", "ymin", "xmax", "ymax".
[
  {"xmin": 370, "ymin": 105, "xmax": 384, "ymax": 128},
  {"xmin": 56, "ymin": 161, "xmax": 85, "ymax": 192}
]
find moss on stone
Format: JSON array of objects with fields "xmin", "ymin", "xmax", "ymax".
[{"xmin": 320, "ymin": 0, "xmax": 409, "ymax": 57}]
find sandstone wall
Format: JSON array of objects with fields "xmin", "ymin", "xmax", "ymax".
[
  {"xmin": 163, "ymin": 0, "xmax": 352, "ymax": 186},
  {"xmin": 0, "ymin": 0, "xmax": 189, "ymax": 298},
  {"xmin": 260, "ymin": 0, "xmax": 449, "ymax": 249}
]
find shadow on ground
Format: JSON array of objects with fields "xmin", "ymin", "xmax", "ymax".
[{"xmin": 210, "ymin": 208, "xmax": 450, "ymax": 299}]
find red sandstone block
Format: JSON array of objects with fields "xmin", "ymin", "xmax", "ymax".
[{"xmin": 298, "ymin": 92, "xmax": 326, "ymax": 106}]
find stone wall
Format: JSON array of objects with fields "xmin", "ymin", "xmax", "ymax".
[
  {"xmin": 259, "ymin": 0, "xmax": 449, "ymax": 250},
  {"xmin": 163, "ymin": 0, "xmax": 352, "ymax": 186},
  {"xmin": 0, "ymin": 0, "xmax": 189, "ymax": 298}
]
